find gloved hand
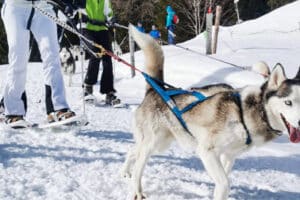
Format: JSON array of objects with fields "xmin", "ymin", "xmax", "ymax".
[
  {"xmin": 64, "ymin": 4, "xmax": 74, "ymax": 17},
  {"xmin": 106, "ymin": 16, "xmax": 117, "ymax": 27},
  {"xmin": 80, "ymin": 14, "xmax": 89, "ymax": 23}
]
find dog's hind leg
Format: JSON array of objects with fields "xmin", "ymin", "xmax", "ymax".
[
  {"xmin": 122, "ymin": 120, "xmax": 144, "ymax": 178},
  {"xmin": 121, "ymin": 145, "xmax": 137, "ymax": 178},
  {"xmin": 132, "ymin": 137, "xmax": 158, "ymax": 200},
  {"xmin": 197, "ymin": 147, "xmax": 229, "ymax": 200}
]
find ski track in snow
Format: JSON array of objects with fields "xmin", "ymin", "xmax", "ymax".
[{"xmin": 1, "ymin": 2, "xmax": 300, "ymax": 199}]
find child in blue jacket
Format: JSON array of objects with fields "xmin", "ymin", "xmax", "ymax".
[
  {"xmin": 149, "ymin": 24, "xmax": 161, "ymax": 42},
  {"xmin": 165, "ymin": 5, "xmax": 176, "ymax": 44}
]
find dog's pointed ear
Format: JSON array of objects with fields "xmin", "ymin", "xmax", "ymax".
[
  {"xmin": 267, "ymin": 63, "xmax": 287, "ymax": 90},
  {"xmin": 295, "ymin": 66, "xmax": 300, "ymax": 79}
]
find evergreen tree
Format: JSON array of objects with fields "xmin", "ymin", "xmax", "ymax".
[
  {"xmin": 267, "ymin": 0, "xmax": 296, "ymax": 10},
  {"xmin": 238, "ymin": 0, "xmax": 270, "ymax": 20}
]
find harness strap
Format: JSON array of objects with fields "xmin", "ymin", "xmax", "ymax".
[
  {"xmin": 232, "ymin": 93, "xmax": 252, "ymax": 145},
  {"xmin": 143, "ymin": 73, "xmax": 207, "ymax": 136},
  {"xmin": 181, "ymin": 91, "xmax": 206, "ymax": 113}
]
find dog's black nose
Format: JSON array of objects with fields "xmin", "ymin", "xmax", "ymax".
[{"xmin": 298, "ymin": 120, "xmax": 300, "ymax": 127}]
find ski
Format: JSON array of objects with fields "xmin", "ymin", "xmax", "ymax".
[
  {"xmin": 84, "ymin": 95, "xmax": 128, "ymax": 109},
  {"xmin": 0, "ymin": 115, "xmax": 88, "ymax": 130},
  {"xmin": 37, "ymin": 115, "xmax": 88, "ymax": 129},
  {"xmin": 94, "ymin": 101, "xmax": 128, "ymax": 109}
]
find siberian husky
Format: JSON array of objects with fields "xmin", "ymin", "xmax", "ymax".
[
  {"xmin": 122, "ymin": 24, "xmax": 300, "ymax": 200},
  {"xmin": 59, "ymin": 47, "xmax": 76, "ymax": 74}
]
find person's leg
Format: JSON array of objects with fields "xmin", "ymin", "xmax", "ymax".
[
  {"xmin": 83, "ymin": 29, "xmax": 101, "ymax": 93},
  {"xmin": 45, "ymin": 85, "xmax": 54, "ymax": 114},
  {"xmin": 168, "ymin": 25, "xmax": 175, "ymax": 44},
  {"xmin": 98, "ymin": 30, "xmax": 115, "ymax": 94},
  {"xmin": 94, "ymin": 30, "xmax": 120, "ymax": 105},
  {"xmin": 31, "ymin": 8, "xmax": 70, "ymax": 113},
  {"xmin": 84, "ymin": 58, "xmax": 101, "ymax": 86},
  {"xmin": 0, "ymin": 91, "xmax": 27, "ymax": 113},
  {"xmin": 2, "ymin": 4, "xmax": 30, "ymax": 117}
]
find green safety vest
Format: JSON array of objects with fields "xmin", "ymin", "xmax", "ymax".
[{"xmin": 86, "ymin": 0, "xmax": 114, "ymax": 31}]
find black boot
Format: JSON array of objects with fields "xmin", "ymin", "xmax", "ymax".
[
  {"xmin": 84, "ymin": 84, "xmax": 93, "ymax": 96},
  {"xmin": 105, "ymin": 92, "xmax": 121, "ymax": 106}
]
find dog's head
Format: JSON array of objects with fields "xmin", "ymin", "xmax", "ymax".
[
  {"xmin": 60, "ymin": 47, "xmax": 71, "ymax": 63},
  {"xmin": 264, "ymin": 63, "xmax": 300, "ymax": 143}
]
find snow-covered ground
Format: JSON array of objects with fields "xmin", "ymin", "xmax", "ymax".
[{"xmin": 1, "ymin": 1, "xmax": 300, "ymax": 199}]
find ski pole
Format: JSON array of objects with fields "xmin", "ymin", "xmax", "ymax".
[{"xmin": 78, "ymin": 11, "xmax": 86, "ymax": 116}]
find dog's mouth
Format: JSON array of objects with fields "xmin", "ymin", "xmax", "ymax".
[{"xmin": 281, "ymin": 114, "xmax": 300, "ymax": 143}]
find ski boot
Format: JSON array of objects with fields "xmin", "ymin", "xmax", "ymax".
[
  {"xmin": 5, "ymin": 115, "xmax": 32, "ymax": 129},
  {"xmin": 47, "ymin": 109, "xmax": 76, "ymax": 123},
  {"xmin": 105, "ymin": 92, "xmax": 121, "ymax": 107},
  {"xmin": 83, "ymin": 84, "xmax": 96, "ymax": 103}
]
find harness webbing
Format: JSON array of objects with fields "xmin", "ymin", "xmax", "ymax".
[
  {"xmin": 232, "ymin": 93, "xmax": 252, "ymax": 145},
  {"xmin": 142, "ymin": 72, "xmax": 206, "ymax": 136}
]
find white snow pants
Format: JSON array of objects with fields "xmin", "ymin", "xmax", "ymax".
[{"xmin": 1, "ymin": 3, "xmax": 69, "ymax": 116}]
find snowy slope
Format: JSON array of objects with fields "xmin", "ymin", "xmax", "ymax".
[{"xmin": 1, "ymin": 1, "xmax": 300, "ymax": 199}]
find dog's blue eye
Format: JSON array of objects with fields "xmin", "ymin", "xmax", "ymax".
[{"xmin": 285, "ymin": 100, "xmax": 292, "ymax": 106}]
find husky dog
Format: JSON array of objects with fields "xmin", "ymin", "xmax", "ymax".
[
  {"xmin": 59, "ymin": 47, "xmax": 76, "ymax": 74},
  {"xmin": 122, "ymin": 25, "xmax": 300, "ymax": 200}
]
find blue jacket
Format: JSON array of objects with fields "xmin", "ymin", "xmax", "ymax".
[
  {"xmin": 149, "ymin": 30, "xmax": 161, "ymax": 39},
  {"xmin": 166, "ymin": 5, "xmax": 175, "ymax": 28},
  {"xmin": 136, "ymin": 26, "xmax": 145, "ymax": 33}
]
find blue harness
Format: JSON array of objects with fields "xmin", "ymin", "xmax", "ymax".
[{"xmin": 142, "ymin": 72, "xmax": 252, "ymax": 145}]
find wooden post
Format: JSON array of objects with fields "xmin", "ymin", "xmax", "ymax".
[
  {"xmin": 128, "ymin": 30, "xmax": 135, "ymax": 77},
  {"xmin": 212, "ymin": 6, "xmax": 222, "ymax": 54},
  {"xmin": 206, "ymin": 10, "xmax": 213, "ymax": 55}
]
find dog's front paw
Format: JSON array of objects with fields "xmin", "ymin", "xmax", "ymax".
[{"xmin": 134, "ymin": 193, "xmax": 146, "ymax": 200}]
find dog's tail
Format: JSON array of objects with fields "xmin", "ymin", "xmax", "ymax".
[{"xmin": 129, "ymin": 24, "xmax": 164, "ymax": 92}]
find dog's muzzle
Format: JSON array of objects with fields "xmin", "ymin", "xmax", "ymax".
[{"xmin": 281, "ymin": 114, "xmax": 300, "ymax": 143}]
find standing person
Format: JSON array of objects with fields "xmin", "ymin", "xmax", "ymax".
[
  {"xmin": 149, "ymin": 24, "xmax": 161, "ymax": 43},
  {"xmin": 166, "ymin": 5, "xmax": 176, "ymax": 44},
  {"xmin": 134, "ymin": 21, "xmax": 145, "ymax": 51},
  {"xmin": 136, "ymin": 21, "xmax": 145, "ymax": 33},
  {"xmin": 82, "ymin": 0, "xmax": 121, "ymax": 106},
  {"xmin": 1, "ymin": 0, "xmax": 76, "ymax": 128}
]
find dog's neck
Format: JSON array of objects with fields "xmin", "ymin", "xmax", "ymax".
[{"xmin": 240, "ymin": 86, "xmax": 281, "ymax": 145}]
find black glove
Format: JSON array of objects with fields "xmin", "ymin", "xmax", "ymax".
[
  {"xmin": 106, "ymin": 16, "xmax": 117, "ymax": 27},
  {"xmin": 64, "ymin": 4, "xmax": 74, "ymax": 17},
  {"xmin": 80, "ymin": 14, "xmax": 89, "ymax": 23}
]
